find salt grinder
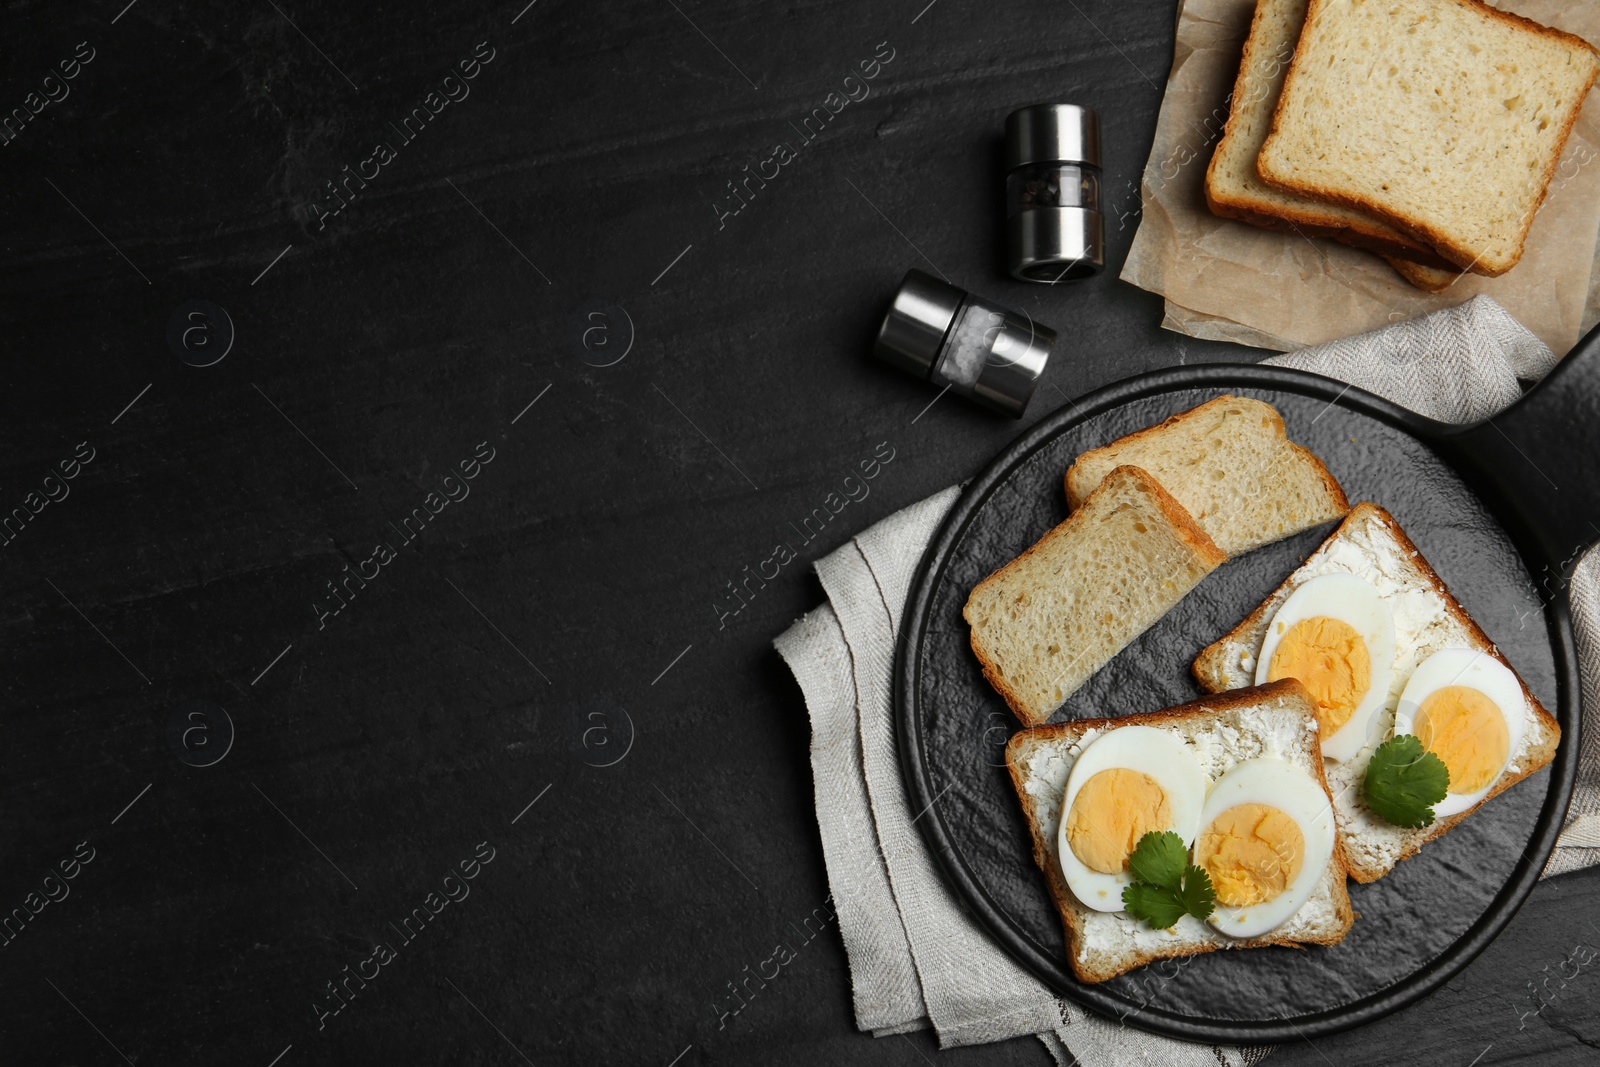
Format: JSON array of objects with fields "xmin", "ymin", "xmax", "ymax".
[
  {"xmin": 873, "ymin": 269, "xmax": 1056, "ymax": 419},
  {"xmin": 1005, "ymin": 104, "xmax": 1105, "ymax": 282}
]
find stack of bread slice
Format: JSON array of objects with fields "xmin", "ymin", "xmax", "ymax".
[
  {"xmin": 1207, "ymin": 0, "xmax": 1600, "ymax": 291},
  {"xmin": 966, "ymin": 396, "xmax": 1348, "ymax": 727}
]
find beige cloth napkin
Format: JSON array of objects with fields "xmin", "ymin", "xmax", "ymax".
[{"xmin": 774, "ymin": 297, "xmax": 1600, "ymax": 1063}]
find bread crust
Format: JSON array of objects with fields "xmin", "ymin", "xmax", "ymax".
[
  {"xmin": 1191, "ymin": 501, "xmax": 1562, "ymax": 882},
  {"xmin": 1257, "ymin": 0, "xmax": 1600, "ymax": 276},
  {"xmin": 1208, "ymin": 171, "xmax": 1459, "ymax": 268},
  {"xmin": 1062, "ymin": 396, "xmax": 1351, "ymax": 544},
  {"xmin": 1004, "ymin": 681, "xmax": 1356, "ymax": 984},
  {"xmin": 969, "ymin": 466, "xmax": 1224, "ymax": 727},
  {"xmin": 1384, "ymin": 255, "xmax": 1465, "ymax": 293}
]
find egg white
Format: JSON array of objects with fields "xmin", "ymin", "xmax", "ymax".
[
  {"xmin": 1392, "ymin": 647, "xmax": 1528, "ymax": 818},
  {"xmin": 1255, "ymin": 572, "xmax": 1397, "ymax": 762},
  {"xmin": 1056, "ymin": 726, "xmax": 1206, "ymax": 913},
  {"xmin": 1197, "ymin": 758, "xmax": 1336, "ymax": 939}
]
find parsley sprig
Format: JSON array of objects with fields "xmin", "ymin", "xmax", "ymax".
[
  {"xmin": 1363, "ymin": 734, "xmax": 1450, "ymax": 828},
  {"xmin": 1120, "ymin": 831, "xmax": 1216, "ymax": 929}
]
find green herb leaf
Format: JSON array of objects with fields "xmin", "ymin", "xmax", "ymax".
[
  {"xmin": 1176, "ymin": 864, "xmax": 1217, "ymax": 919},
  {"xmin": 1121, "ymin": 835, "xmax": 1217, "ymax": 929},
  {"xmin": 1127, "ymin": 831, "xmax": 1186, "ymax": 890},
  {"xmin": 1121, "ymin": 882, "xmax": 1187, "ymax": 929},
  {"xmin": 1364, "ymin": 734, "xmax": 1450, "ymax": 828}
]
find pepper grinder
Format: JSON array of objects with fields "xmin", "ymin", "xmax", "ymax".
[{"xmin": 1005, "ymin": 104, "xmax": 1105, "ymax": 283}]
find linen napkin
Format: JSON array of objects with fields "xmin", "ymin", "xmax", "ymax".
[{"xmin": 774, "ymin": 295, "xmax": 1600, "ymax": 1064}]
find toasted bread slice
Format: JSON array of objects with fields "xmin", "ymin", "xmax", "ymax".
[
  {"xmin": 965, "ymin": 467, "xmax": 1225, "ymax": 727},
  {"xmin": 1064, "ymin": 396, "xmax": 1349, "ymax": 558},
  {"xmin": 1206, "ymin": 0, "xmax": 1456, "ymax": 270},
  {"xmin": 1384, "ymin": 256, "xmax": 1465, "ymax": 293},
  {"xmin": 1257, "ymin": 0, "xmax": 1600, "ymax": 277},
  {"xmin": 1005, "ymin": 681, "xmax": 1355, "ymax": 984},
  {"xmin": 1193, "ymin": 502, "xmax": 1561, "ymax": 882}
]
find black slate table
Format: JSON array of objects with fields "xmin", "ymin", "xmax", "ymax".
[{"xmin": 5, "ymin": 1, "xmax": 1598, "ymax": 1064}]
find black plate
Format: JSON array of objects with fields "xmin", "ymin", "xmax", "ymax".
[{"xmin": 895, "ymin": 329, "xmax": 1600, "ymax": 1044}]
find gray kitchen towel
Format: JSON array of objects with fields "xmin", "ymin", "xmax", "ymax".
[{"xmin": 774, "ymin": 294, "xmax": 1600, "ymax": 1064}]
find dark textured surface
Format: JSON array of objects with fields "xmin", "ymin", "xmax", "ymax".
[
  {"xmin": 4, "ymin": 0, "xmax": 1600, "ymax": 1064},
  {"xmin": 1435, "ymin": 337, "xmax": 1600, "ymax": 582},
  {"xmin": 909, "ymin": 380, "xmax": 1562, "ymax": 1035}
]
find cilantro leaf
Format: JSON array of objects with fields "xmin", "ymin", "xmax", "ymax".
[
  {"xmin": 1364, "ymin": 734, "xmax": 1450, "ymax": 828},
  {"xmin": 1122, "ymin": 882, "xmax": 1187, "ymax": 929},
  {"xmin": 1127, "ymin": 831, "xmax": 1186, "ymax": 890},
  {"xmin": 1176, "ymin": 864, "xmax": 1217, "ymax": 919},
  {"xmin": 1121, "ymin": 835, "xmax": 1217, "ymax": 929}
]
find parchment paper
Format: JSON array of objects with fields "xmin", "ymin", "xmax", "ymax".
[{"xmin": 1122, "ymin": 0, "xmax": 1600, "ymax": 355}]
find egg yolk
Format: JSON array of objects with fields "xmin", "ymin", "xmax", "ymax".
[
  {"xmin": 1195, "ymin": 804, "xmax": 1305, "ymax": 907},
  {"xmin": 1065, "ymin": 768, "xmax": 1171, "ymax": 875},
  {"xmin": 1415, "ymin": 685, "xmax": 1509, "ymax": 795},
  {"xmin": 1267, "ymin": 617, "xmax": 1372, "ymax": 742}
]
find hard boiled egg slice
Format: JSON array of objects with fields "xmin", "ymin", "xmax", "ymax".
[
  {"xmin": 1392, "ymin": 648, "xmax": 1528, "ymax": 818},
  {"xmin": 1255, "ymin": 573, "xmax": 1396, "ymax": 762},
  {"xmin": 1057, "ymin": 725, "xmax": 1206, "ymax": 913},
  {"xmin": 1194, "ymin": 758, "xmax": 1336, "ymax": 939}
]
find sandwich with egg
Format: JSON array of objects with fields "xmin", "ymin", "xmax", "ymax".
[
  {"xmin": 1193, "ymin": 502, "xmax": 1561, "ymax": 882},
  {"xmin": 1005, "ymin": 680, "xmax": 1355, "ymax": 983}
]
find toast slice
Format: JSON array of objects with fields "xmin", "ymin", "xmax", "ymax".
[
  {"xmin": 1205, "ymin": 0, "xmax": 1456, "ymax": 271},
  {"xmin": 1257, "ymin": 0, "xmax": 1600, "ymax": 277},
  {"xmin": 1193, "ymin": 502, "xmax": 1560, "ymax": 882},
  {"xmin": 1005, "ymin": 681, "xmax": 1355, "ymax": 984},
  {"xmin": 965, "ymin": 466, "xmax": 1225, "ymax": 727},
  {"xmin": 1063, "ymin": 396, "xmax": 1350, "ymax": 558}
]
